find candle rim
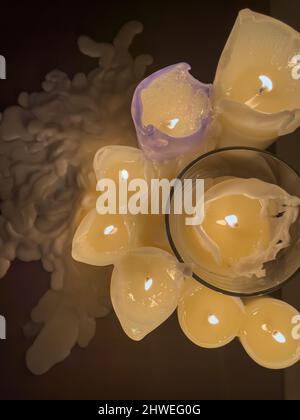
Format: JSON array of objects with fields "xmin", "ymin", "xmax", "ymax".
[
  {"xmin": 213, "ymin": 93, "xmax": 300, "ymax": 141},
  {"xmin": 214, "ymin": 95, "xmax": 300, "ymax": 120}
]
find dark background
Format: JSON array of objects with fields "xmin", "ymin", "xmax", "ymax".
[{"xmin": 0, "ymin": 0, "xmax": 299, "ymax": 400}]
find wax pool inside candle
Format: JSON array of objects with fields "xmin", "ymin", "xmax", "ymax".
[
  {"xmin": 184, "ymin": 195, "xmax": 270, "ymax": 279},
  {"xmin": 201, "ymin": 194, "xmax": 270, "ymax": 266},
  {"xmin": 141, "ymin": 68, "xmax": 209, "ymax": 137}
]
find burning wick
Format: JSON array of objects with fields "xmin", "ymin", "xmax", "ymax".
[
  {"xmin": 216, "ymin": 214, "xmax": 239, "ymax": 228},
  {"xmin": 245, "ymin": 74, "xmax": 273, "ymax": 108},
  {"xmin": 258, "ymin": 74, "xmax": 273, "ymax": 94},
  {"xmin": 144, "ymin": 277, "xmax": 153, "ymax": 291},
  {"xmin": 208, "ymin": 314, "xmax": 220, "ymax": 325},
  {"xmin": 261, "ymin": 323, "xmax": 286, "ymax": 344},
  {"xmin": 166, "ymin": 118, "xmax": 180, "ymax": 130}
]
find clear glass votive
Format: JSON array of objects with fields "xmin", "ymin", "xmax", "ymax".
[{"xmin": 166, "ymin": 147, "xmax": 300, "ymax": 296}]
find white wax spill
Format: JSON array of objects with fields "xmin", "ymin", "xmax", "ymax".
[
  {"xmin": 26, "ymin": 308, "xmax": 79, "ymax": 375},
  {"xmin": 0, "ymin": 22, "xmax": 152, "ymax": 374}
]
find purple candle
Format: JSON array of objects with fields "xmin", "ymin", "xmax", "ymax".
[{"xmin": 131, "ymin": 63, "xmax": 212, "ymax": 160}]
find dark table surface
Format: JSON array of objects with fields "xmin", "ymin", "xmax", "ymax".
[{"xmin": 0, "ymin": 0, "xmax": 299, "ymax": 400}]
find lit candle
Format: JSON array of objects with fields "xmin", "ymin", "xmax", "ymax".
[
  {"xmin": 131, "ymin": 63, "xmax": 212, "ymax": 160},
  {"xmin": 168, "ymin": 177, "xmax": 300, "ymax": 293},
  {"xmin": 111, "ymin": 247, "xmax": 185, "ymax": 340},
  {"xmin": 72, "ymin": 209, "xmax": 137, "ymax": 266},
  {"xmin": 72, "ymin": 145, "xmax": 155, "ymax": 266},
  {"xmin": 178, "ymin": 277, "xmax": 245, "ymax": 348},
  {"xmin": 213, "ymin": 9, "xmax": 300, "ymax": 149},
  {"xmin": 239, "ymin": 298, "xmax": 300, "ymax": 369}
]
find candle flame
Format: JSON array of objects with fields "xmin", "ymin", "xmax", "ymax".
[
  {"xmin": 167, "ymin": 118, "xmax": 179, "ymax": 130},
  {"xmin": 216, "ymin": 214, "xmax": 238, "ymax": 228},
  {"xmin": 258, "ymin": 75, "xmax": 273, "ymax": 93},
  {"xmin": 120, "ymin": 169, "xmax": 129, "ymax": 180},
  {"xmin": 262, "ymin": 324, "xmax": 286, "ymax": 344},
  {"xmin": 103, "ymin": 224, "xmax": 117, "ymax": 235},
  {"xmin": 208, "ymin": 314, "xmax": 220, "ymax": 325},
  {"xmin": 272, "ymin": 331, "xmax": 286, "ymax": 344},
  {"xmin": 144, "ymin": 277, "xmax": 153, "ymax": 291}
]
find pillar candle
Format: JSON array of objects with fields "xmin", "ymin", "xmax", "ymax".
[
  {"xmin": 213, "ymin": 9, "xmax": 300, "ymax": 149},
  {"xmin": 168, "ymin": 177, "xmax": 300, "ymax": 294},
  {"xmin": 178, "ymin": 277, "xmax": 245, "ymax": 348},
  {"xmin": 239, "ymin": 297, "xmax": 300, "ymax": 369}
]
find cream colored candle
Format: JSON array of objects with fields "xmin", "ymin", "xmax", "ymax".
[
  {"xmin": 178, "ymin": 277, "xmax": 245, "ymax": 348},
  {"xmin": 239, "ymin": 298, "xmax": 300, "ymax": 369},
  {"xmin": 169, "ymin": 177, "xmax": 300, "ymax": 289},
  {"xmin": 72, "ymin": 209, "xmax": 137, "ymax": 266},
  {"xmin": 72, "ymin": 145, "xmax": 156, "ymax": 266},
  {"xmin": 213, "ymin": 9, "xmax": 300, "ymax": 148},
  {"xmin": 93, "ymin": 145, "xmax": 153, "ymax": 186},
  {"xmin": 131, "ymin": 63, "xmax": 212, "ymax": 160},
  {"xmin": 111, "ymin": 247, "xmax": 185, "ymax": 340}
]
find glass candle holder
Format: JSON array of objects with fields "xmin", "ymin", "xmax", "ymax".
[
  {"xmin": 213, "ymin": 9, "xmax": 300, "ymax": 149},
  {"xmin": 131, "ymin": 63, "xmax": 212, "ymax": 160},
  {"xmin": 166, "ymin": 147, "xmax": 300, "ymax": 296}
]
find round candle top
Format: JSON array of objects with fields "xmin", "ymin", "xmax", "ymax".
[
  {"xmin": 214, "ymin": 9, "xmax": 300, "ymax": 115},
  {"xmin": 239, "ymin": 298, "xmax": 300, "ymax": 369},
  {"xmin": 171, "ymin": 177, "xmax": 300, "ymax": 280},
  {"xmin": 141, "ymin": 65, "xmax": 210, "ymax": 138},
  {"xmin": 72, "ymin": 209, "xmax": 136, "ymax": 266},
  {"xmin": 131, "ymin": 63, "xmax": 212, "ymax": 160},
  {"xmin": 200, "ymin": 193, "xmax": 270, "ymax": 268},
  {"xmin": 178, "ymin": 278, "xmax": 245, "ymax": 348},
  {"xmin": 111, "ymin": 247, "xmax": 185, "ymax": 341}
]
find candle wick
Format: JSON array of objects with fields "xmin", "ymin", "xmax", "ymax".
[
  {"xmin": 272, "ymin": 330, "xmax": 286, "ymax": 344},
  {"xmin": 144, "ymin": 277, "xmax": 153, "ymax": 291},
  {"xmin": 258, "ymin": 75, "xmax": 273, "ymax": 95}
]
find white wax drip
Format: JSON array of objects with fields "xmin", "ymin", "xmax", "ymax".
[{"xmin": 0, "ymin": 22, "xmax": 153, "ymax": 374}]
